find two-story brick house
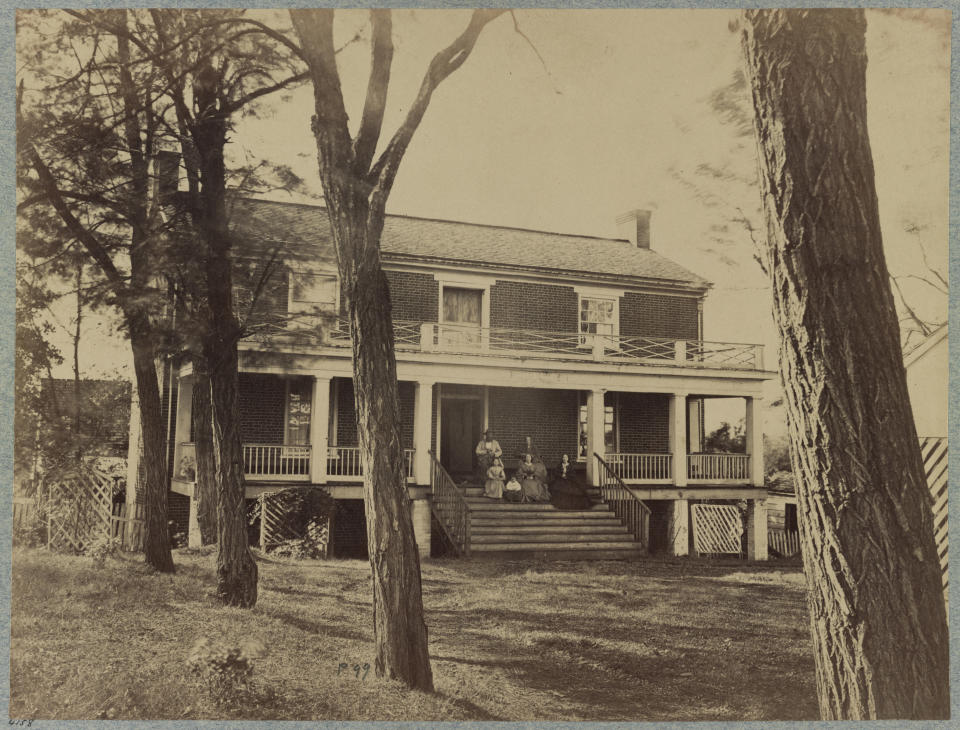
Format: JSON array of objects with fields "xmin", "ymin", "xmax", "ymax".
[{"xmin": 159, "ymin": 196, "xmax": 775, "ymax": 560}]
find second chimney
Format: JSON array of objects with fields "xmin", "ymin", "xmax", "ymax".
[{"xmin": 616, "ymin": 209, "xmax": 652, "ymax": 249}]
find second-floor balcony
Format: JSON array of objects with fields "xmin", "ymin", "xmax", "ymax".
[{"xmin": 315, "ymin": 318, "xmax": 765, "ymax": 370}]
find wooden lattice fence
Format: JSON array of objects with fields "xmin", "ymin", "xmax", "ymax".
[
  {"xmin": 42, "ymin": 468, "xmax": 114, "ymax": 553},
  {"xmin": 691, "ymin": 503, "xmax": 743, "ymax": 556},
  {"xmin": 258, "ymin": 487, "xmax": 334, "ymax": 558},
  {"xmin": 920, "ymin": 437, "xmax": 948, "ymax": 602}
]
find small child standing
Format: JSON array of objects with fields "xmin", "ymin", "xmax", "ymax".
[{"xmin": 483, "ymin": 457, "xmax": 505, "ymax": 499}]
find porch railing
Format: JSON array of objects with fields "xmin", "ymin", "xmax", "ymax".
[
  {"xmin": 687, "ymin": 453, "xmax": 751, "ymax": 482},
  {"xmin": 243, "ymin": 443, "xmax": 311, "ymax": 482},
  {"xmin": 606, "ymin": 452, "xmax": 672, "ymax": 483},
  {"xmin": 594, "ymin": 453, "xmax": 651, "ymax": 551},
  {"xmin": 428, "ymin": 450, "xmax": 470, "ymax": 556},
  {"xmin": 328, "ymin": 318, "xmax": 423, "ymax": 349},
  {"xmin": 326, "ymin": 446, "xmax": 416, "ymax": 482},
  {"xmin": 318, "ymin": 317, "xmax": 764, "ymax": 371}
]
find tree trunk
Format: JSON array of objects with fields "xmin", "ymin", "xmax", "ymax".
[
  {"xmin": 130, "ymin": 330, "xmax": 174, "ymax": 573},
  {"xmin": 194, "ymin": 99, "xmax": 258, "ymax": 608},
  {"xmin": 207, "ymin": 340, "xmax": 257, "ymax": 607},
  {"xmin": 333, "ymin": 196, "xmax": 433, "ymax": 691},
  {"xmin": 192, "ymin": 366, "xmax": 218, "ymax": 545},
  {"xmin": 742, "ymin": 9, "xmax": 949, "ymax": 719}
]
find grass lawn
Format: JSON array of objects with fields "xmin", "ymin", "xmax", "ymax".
[{"xmin": 10, "ymin": 547, "xmax": 817, "ymax": 721}]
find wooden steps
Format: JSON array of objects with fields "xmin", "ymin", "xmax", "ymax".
[{"xmin": 457, "ymin": 482, "xmax": 644, "ymax": 560}]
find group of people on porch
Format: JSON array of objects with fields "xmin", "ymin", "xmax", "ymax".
[{"xmin": 474, "ymin": 431, "xmax": 591, "ymax": 510}]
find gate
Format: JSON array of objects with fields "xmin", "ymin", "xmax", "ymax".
[
  {"xmin": 691, "ymin": 503, "xmax": 743, "ymax": 556},
  {"xmin": 42, "ymin": 468, "xmax": 114, "ymax": 553}
]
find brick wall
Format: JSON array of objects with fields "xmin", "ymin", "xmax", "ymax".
[
  {"xmin": 387, "ymin": 271, "xmax": 439, "ymax": 322},
  {"xmin": 619, "ymin": 292, "xmax": 700, "ymax": 340},
  {"xmin": 168, "ymin": 492, "xmax": 190, "ymax": 538},
  {"xmin": 334, "ymin": 378, "xmax": 415, "ymax": 448},
  {"xmin": 238, "ymin": 373, "xmax": 285, "ymax": 443},
  {"xmin": 617, "ymin": 392, "xmax": 670, "ymax": 453},
  {"xmin": 490, "ymin": 280, "xmax": 578, "ymax": 332},
  {"xmin": 340, "ymin": 270, "xmax": 439, "ymax": 321},
  {"xmin": 488, "ymin": 387, "xmax": 580, "ymax": 468}
]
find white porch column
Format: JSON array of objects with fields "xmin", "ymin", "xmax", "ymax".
[
  {"xmin": 187, "ymin": 495, "xmax": 201, "ymax": 548},
  {"xmin": 669, "ymin": 499, "xmax": 690, "ymax": 556},
  {"xmin": 585, "ymin": 388, "xmax": 606, "ymax": 486},
  {"xmin": 410, "ymin": 498, "xmax": 431, "ymax": 558},
  {"xmin": 310, "ymin": 376, "xmax": 331, "ymax": 484},
  {"xmin": 745, "ymin": 396, "xmax": 764, "ymax": 486},
  {"xmin": 173, "ymin": 376, "xmax": 194, "ymax": 479},
  {"xmin": 746, "ymin": 498, "xmax": 769, "ymax": 561},
  {"xmin": 125, "ymin": 385, "xmax": 141, "ymax": 510},
  {"xmin": 687, "ymin": 398, "xmax": 703, "ymax": 453},
  {"xmin": 669, "ymin": 392, "xmax": 688, "ymax": 487},
  {"xmin": 414, "ymin": 379, "xmax": 435, "ymax": 486}
]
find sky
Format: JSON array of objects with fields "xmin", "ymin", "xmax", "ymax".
[{"xmin": 39, "ymin": 9, "xmax": 950, "ymax": 434}]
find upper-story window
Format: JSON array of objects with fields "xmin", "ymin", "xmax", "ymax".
[
  {"xmin": 289, "ymin": 272, "xmax": 338, "ymax": 314},
  {"xmin": 579, "ymin": 296, "xmax": 618, "ymax": 347}
]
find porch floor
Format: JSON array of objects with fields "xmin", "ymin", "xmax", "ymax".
[{"xmin": 458, "ymin": 483, "xmax": 645, "ymax": 559}]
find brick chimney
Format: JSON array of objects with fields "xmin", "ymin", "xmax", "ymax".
[
  {"xmin": 616, "ymin": 209, "xmax": 652, "ymax": 249},
  {"xmin": 154, "ymin": 149, "xmax": 181, "ymax": 204}
]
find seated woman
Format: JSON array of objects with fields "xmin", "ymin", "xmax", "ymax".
[
  {"xmin": 519, "ymin": 435, "xmax": 549, "ymax": 483},
  {"xmin": 549, "ymin": 454, "xmax": 592, "ymax": 510},
  {"xmin": 483, "ymin": 457, "xmax": 505, "ymax": 499},
  {"xmin": 517, "ymin": 453, "xmax": 551, "ymax": 503}
]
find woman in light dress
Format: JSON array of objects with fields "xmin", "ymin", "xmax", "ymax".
[{"xmin": 484, "ymin": 457, "xmax": 505, "ymax": 499}]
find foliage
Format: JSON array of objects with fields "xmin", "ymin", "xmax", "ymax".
[
  {"xmin": 703, "ymin": 421, "xmax": 745, "ymax": 453},
  {"xmin": 763, "ymin": 434, "xmax": 792, "ymax": 474},
  {"xmin": 187, "ymin": 637, "xmax": 268, "ymax": 707},
  {"xmin": 84, "ymin": 535, "xmax": 120, "ymax": 566}
]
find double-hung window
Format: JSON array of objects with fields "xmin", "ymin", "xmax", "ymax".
[{"xmin": 579, "ymin": 296, "xmax": 617, "ymax": 347}]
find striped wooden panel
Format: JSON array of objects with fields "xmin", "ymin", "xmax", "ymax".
[
  {"xmin": 919, "ymin": 437, "xmax": 948, "ymax": 600},
  {"xmin": 691, "ymin": 504, "xmax": 743, "ymax": 555},
  {"xmin": 259, "ymin": 492, "xmax": 330, "ymax": 555}
]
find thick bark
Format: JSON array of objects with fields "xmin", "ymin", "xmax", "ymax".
[
  {"xmin": 290, "ymin": 9, "xmax": 505, "ymax": 692},
  {"xmin": 192, "ymin": 366, "xmax": 218, "ymax": 545},
  {"xmin": 342, "ymin": 202, "xmax": 433, "ymax": 692},
  {"xmin": 194, "ymin": 96, "xmax": 258, "ymax": 607},
  {"xmin": 131, "ymin": 329, "xmax": 174, "ymax": 573},
  {"xmin": 742, "ymin": 9, "xmax": 949, "ymax": 719}
]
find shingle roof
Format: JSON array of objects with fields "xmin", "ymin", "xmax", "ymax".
[{"xmin": 228, "ymin": 197, "xmax": 710, "ymax": 290}]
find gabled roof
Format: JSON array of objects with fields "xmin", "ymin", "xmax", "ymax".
[{"xmin": 227, "ymin": 197, "xmax": 710, "ymax": 291}]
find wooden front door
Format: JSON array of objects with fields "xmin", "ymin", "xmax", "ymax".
[{"xmin": 441, "ymin": 398, "xmax": 482, "ymax": 475}]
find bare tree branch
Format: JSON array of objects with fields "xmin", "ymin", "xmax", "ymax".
[
  {"xmin": 367, "ymin": 9, "xmax": 508, "ymax": 209},
  {"xmin": 352, "ymin": 10, "xmax": 393, "ymax": 175}
]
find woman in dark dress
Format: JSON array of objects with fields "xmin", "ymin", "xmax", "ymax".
[{"xmin": 549, "ymin": 454, "xmax": 593, "ymax": 510}]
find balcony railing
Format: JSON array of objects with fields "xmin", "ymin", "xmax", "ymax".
[
  {"xmin": 244, "ymin": 443, "xmax": 311, "ymax": 482},
  {"xmin": 326, "ymin": 446, "xmax": 416, "ymax": 483},
  {"xmin": 687, "ymin": 453, "xmax": 751, "ymax": 482},
  {"xmin": 313, "ymin": 319, "xmax": 763, "ymax": 370},
  {"xmin": 606, "ymin": 452, "xmax": 672, "ymax": 483}
]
